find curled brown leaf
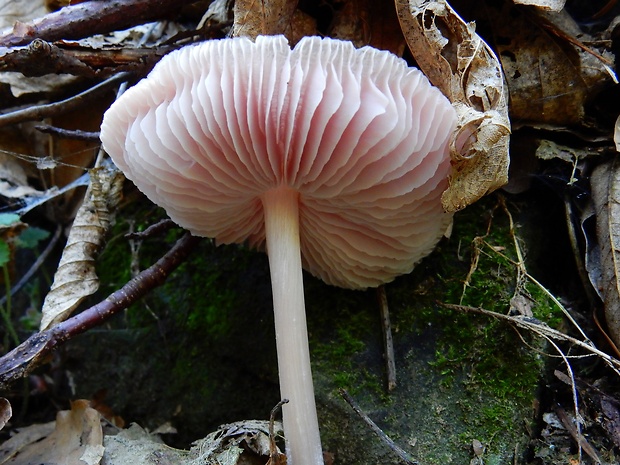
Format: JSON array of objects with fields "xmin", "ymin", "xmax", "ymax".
[
  {"xmin": 40, "ymin": 161, "xmax": 124, "ymax": 330},
  {"xmin": 396, "ymin": 0, "xmax": 510, "ymax": 212}
]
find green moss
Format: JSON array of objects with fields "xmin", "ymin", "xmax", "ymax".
[
  {"xmin": 312, "ymin": 196, "xmax": 560, "ymax": 463},
  {"xmin": 309, "ymin": 291, "xmax": 387, "ymax": 397}
]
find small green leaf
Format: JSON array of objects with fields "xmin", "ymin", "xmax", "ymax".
[{"xmin": 18, "ymin": 227, "xmax": 51, "ymax": 249}]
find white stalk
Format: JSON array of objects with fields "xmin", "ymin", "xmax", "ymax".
[{"xmin": 262, "ymin": 186, "xmax": 324, "ymax": 465}]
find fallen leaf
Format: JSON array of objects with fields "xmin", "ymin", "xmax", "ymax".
[
  {"xmin": 0, "ymin": 0, "xmax": 48, "ymax": 29},
  {"xmin": 513, "ymin": 0, "xmax": 566, "ymax": 11},
  {"xmin": 189, "ymin": 420, "xmax": 284, "ymax": 465},
  {"xmin": 232, "ymin": 0, "xmax": 298, "ymax": 39},
  {"xmin": 614, "ymin": 114, "xmax": 620, "ymax": 152},
  {"xmin": 490, "ymin": 4, "xmax": 612, "ymax": 127},
  {"xmin": 40, "ymin": 161, "xmax": 124, "ymax": 330},
  {"xmin": 329, "ymin": 0, "xmax": 405, "ymax": 56},
  {"xmin": 0, "ymin": 147, "xmax": 45, "ymax": 200},
  {"xmin": 0, "ymin": 421, "xmax": 56, "ymax": 463},
  {"xmin": 101, "ymin": 423, "xmax": 185, "ymax": 465},
  {"xmin": 601, "ymin": 399, "xmax": 620, "ymax": 448},
  {"xmin": 1, "ymin": 399, "xmax": 104, "ymax": 465},
  {"xmin": 0, "ymin": 398, "xmax": 11, "ymax": 431},
  {"xmin": 590, "ymin": 158, "xmax": 620, "ymax": 348},
  {"xmin": 396, "ymin": 0, "xmax": 510, "ymax": 212},
  {"xmin": 535, "ymin": 139, "xmax": 595, "ymax": 164}
]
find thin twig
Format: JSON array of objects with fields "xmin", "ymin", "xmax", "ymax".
[
  {"xmin": 376, "ymin": 285, "xmax": 396, "ymax": 391},
  {"xmin": 0, "ymin": 233, "xmax": 201, "ymax": 390},
  {"xmin": 267, "ymin": 399, "xmax": 288, "ymax": 465},
  {"xmin": 555, "ymin": 403, "xmax": 601, "ymax": 464},
  {"xmin": 439, "ymin": 302, "xmax": 620, "ymax": 376},
  {"xmin": 14, "ymin": 172, "xmax": 90, "ymax": 216},
  {"xmin": 0, "ymin": 72, "xmax": 131, "ymax": 128},
  {"xmin": 126, "ymin": 219, "xmax": 177, "ymax": 240},
  {"xmin": 492, "ymin": 198, "xmax": 590, "ymax": 341},
  {"xmin": 484, "ymin": 239, "xmax": 590, "ymax": 342},
  {"xmin": 339, "ymin": 388, "xmax": 417, "ymax": 464},
  {"xmin": 541, "ymin": 335, "xmax": 585, "ymax": 463},
  {"xmin": 34, "ymin": 125, "xmax": 100, "ymax": 141}
]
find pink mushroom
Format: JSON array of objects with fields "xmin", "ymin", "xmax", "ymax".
[{"xmin": 100, "ymin": 35, "xmax": 456, "ymax": 465}]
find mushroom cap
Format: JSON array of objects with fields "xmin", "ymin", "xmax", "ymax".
[{"xmin": 101, "ymin": 35, "xmax": 456, "ymax": 289}]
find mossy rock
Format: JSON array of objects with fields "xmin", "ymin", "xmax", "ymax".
[
  {"xmin": 306, "ymin": 201, "xmax": 552, "ymax": 464},
  {"xmin": 67, "ymin": 193, "xmax": 563, "ymax": 463}
]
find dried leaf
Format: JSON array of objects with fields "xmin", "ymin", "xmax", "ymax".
[
  {"xmin": 396, "ymin": 0, "xmax": 510, "ymax": 212},
  {"xmin": 329, "ymin": 0, "xmax": 405, "ymax": 55},
  {"xmin": 0, "ymin": 151, "xmax": 44, "ymax": 200},
  {"xmin": 0, "ymin": 0, "xmax": 48, "ymax": 29},
  {"xmin": 491, "ymin": 5, "xmax": 612, "ymax": 126},
  {"xmin": 198, "ymin": 0, "xmax": 233, "ymax": 30},
  {"xmin": 0, "ymin": 398, "xmax": 11, "ymax": 431},
  {"xmin": 40, "ymin": 162, "xmax": 124, "ymax": 330},
  {"xmin": 590, "ymin": 158, "xmax": 620, "ymax": 348},
  {"xmin": 101, "ymin": 423, "xmax": 185, "ymax": 465},
  {"xmin": 601, "ymin": 399, "xmax": 620, "ymax": 448},
  {"xmin": 535, "ymin": 139, "xmax": 593, "ymax": 164},
  {"xmin": 0, "ymin": 72, "xmax": 78, "ymax": 98},
  {"xmin": 615, "ymin": 114, "xmax": 620, "ymax": 152},
  {"xmin": 328, "ymin": 0, "xmax": 370, "ymax": 47},
  {"xmin": 189, "ymin": 420, "xmax": 284, "ymax": 464},
  {"xmin": 513, "ymin": 0, "xmax": 566, "ymax": 10},
  {"xmin": 0, "ymin": 421, "xmax": 56, "ymax": 463},
  {"xmin": 232, "ymin": 0, "xmax": 298, "ymax": 39},
  {"xmin": 0, "ymin": 400, "xmax": 104, "ymax": 465}
]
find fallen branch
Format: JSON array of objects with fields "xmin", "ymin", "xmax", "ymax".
[
  {"xmin": 0, "ymin": 233, "xmax": 201, "ymax": 390},
  {"xmin": 34, "ymin": 124, "xmax": 100, "ymax": 141},
  {"xmin": 0, "ymin": 39, "xmax": 172, "ymax": 78},
  {"xmin": 0, "ymin": 0, "xmax": 197, "ymax": 47}
]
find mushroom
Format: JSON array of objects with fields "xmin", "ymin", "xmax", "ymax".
[{"xmin": 100, "ymin": 35, "xmax": 457, "ymax": 465}]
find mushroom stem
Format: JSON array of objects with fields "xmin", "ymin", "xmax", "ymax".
[{"xmin": 262, "ymin": 186, "xmax": 324, "ymax": 465}]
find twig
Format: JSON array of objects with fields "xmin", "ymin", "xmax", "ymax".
[
  {"xmin": 376, "ymin": 285, "xmax": 396, "ymax": 391},
  {"xmin": 0, "ymin": 233, "xmax": 201, "ymax": 390},
  {"xmin": 484, "ymin": 197, "xmax": 591, "ymax": 342},
  {"xmin": 0, "ymin": 39, "xmax": 94, "ymax": 77},
  {"xmin": 125, "ymin": 219, "xmax": 177, "ymax": 239},
  {"xmin": 439, "ymin": 302, "xmax": 620, "ymax": 376},
  {"xmin": 0, "ymin": 72, "xmax": 131, "ymax": 128},
  {"xmin": 14, "ymin": 172, "xmax": 91, "ymax": 216},
  {"xmin": 34, "ymin": 124, "xmax": 100, "ymax": 141},
  {"xmin": 267, "ymin": 399, "xmax": 288, "ymax": 465},
  {"xmin": 555, "ymin": 404, "xmax": 601, "ymax": 464},
  {"xmin": 0, "ymin": 40, "xmax": 172, "ymax": 78},
  {"xmin": 0, "ymin": 0, "xmax": 197, "ymax": 47},
  {"xmin": 542, "ymin": 336, "xmax": 584, "ymax": 463},
  {"xmin": 339, "ymin": 389, "xmax": 417, "ymax": 464}
]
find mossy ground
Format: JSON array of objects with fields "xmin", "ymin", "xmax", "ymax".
[
  {"xmin": 304, "ymin": 195, "xmax": 561, "ymax": 464},
  {"xmin": 67, "ymin": 193, "xmax": 564, "ymax": 463}
]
